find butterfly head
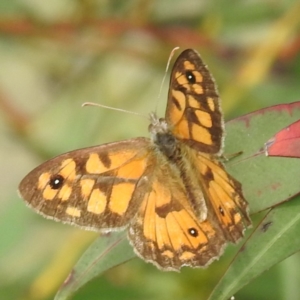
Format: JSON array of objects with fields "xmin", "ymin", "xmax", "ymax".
[{"xmin": 148, "ymin": 112, "xmax": 169, "ymax": 136}]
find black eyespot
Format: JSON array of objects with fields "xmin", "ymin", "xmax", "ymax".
[
  {"xmin": 188, "ymin": 228, "xmax": 198, "ymax": 237},
  {"xmin": 186, "ymin": 71, "xmax": 196, "ymax": 84},
  {"xmin": 49, "ymin": 174, "xmax": 64, "ymax": 189},
  {"xmin": 219, "ymin": 206, "xmax": 225, "ymax": 216}
]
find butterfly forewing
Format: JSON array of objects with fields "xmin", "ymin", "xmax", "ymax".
[
  {"xmin": 19, "ymin": 138, "xmax": 152, "ymax": 231},
  {"xmin": 166, "ymin": 49, "xmax": 224, "ymax": 154}
]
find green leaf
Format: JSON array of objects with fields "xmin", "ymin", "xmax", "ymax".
[
  {"xmin": 225, "ymin": 101, "xmax": 300, "ymax": 213},
  {"xmin": 54, "ymin": 232, "xmax": 135, "ymax": 300},
  {"xmin": 208, "ymin": 195, "xmax": 300, "ymax": 300}
]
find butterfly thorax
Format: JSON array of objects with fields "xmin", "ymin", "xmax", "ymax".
[{"xmin": 149, "ymin": 112, "xmax": 179, "ymax": 160}]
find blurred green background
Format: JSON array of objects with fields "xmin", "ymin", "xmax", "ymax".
[{"xmin": 1, "ymin": 1, "xmax": 300, "ymax": 299}]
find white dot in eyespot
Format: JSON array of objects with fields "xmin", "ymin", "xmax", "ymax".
[
  {"xmin": 185, "ymin": 71, "xmax": 195, "ymax": 83},
  {"xmin": 49, "ymin": 174, "xmax": 64, "ymax": 189},
  {"xmin": 219, "ymin": 206, "xmax": 225, "ymax": 216},
  {"xmin": 188, "ymin": 228, "xmax": 198, "ymax": 237}
]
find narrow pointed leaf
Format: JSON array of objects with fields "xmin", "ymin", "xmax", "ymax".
[
  {"xmin": 208, "ymin": 195, "xmax": 300, "ymax": 300},
  {"xmin": 54, "ymin": 231, "xmax": 135, "ymax": 300}
]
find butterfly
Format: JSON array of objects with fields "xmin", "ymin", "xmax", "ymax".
[{"xmin": 19, "ymin": 49, "xmax": 251, "ymax": 271}]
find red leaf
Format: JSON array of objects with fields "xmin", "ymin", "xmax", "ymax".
[{"xmin": 265, "ymin": 119, "xmax": 300, "ymax": 158}]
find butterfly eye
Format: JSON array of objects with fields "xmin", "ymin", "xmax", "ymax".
[
  {"xmin": 49, "ymin": 174, "xmax": 65, "ymax": 189},
  {"xmin": 185, "ymin": 71, "xmax": 196, "ymax": 84},
  {"xmin": 188, "ymin": 228, "xmax": 198, "ymax": 237}
]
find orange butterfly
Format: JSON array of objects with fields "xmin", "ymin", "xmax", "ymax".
[{"xmin": 19, "ymin": 49, "xmax": 251, "ymax": 271}]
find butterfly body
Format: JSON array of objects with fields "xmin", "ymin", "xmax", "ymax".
[{"xmin": 19, "ymin": 49, "xmax": 251, "ymax": 271}]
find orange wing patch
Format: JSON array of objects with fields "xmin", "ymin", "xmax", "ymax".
[
  {"xmin": 109, "ymin": 182, "xmax": 136, "ymax": 215},
  {"xmin": 66, "ymin": 206, "xmax": 81, "ymax": 217},
  {"xmin": 87, "ymin": 189, "xmax": 106, "ymax": 214},
  {"xmin": 80, "ymin": 179, "xmax": 95, "ymax": 199}
]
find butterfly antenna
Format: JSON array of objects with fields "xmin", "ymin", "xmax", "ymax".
[
  {"xmin": 82, "ymin": 102, "xmax": 148, "ymax": 119},
  {"xmin": 154, "ymin": 46, "xmax": 180, "ymax": 113}
]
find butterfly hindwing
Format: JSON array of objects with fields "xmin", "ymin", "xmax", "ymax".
[
  {"xmin": 129, "ymin": 173, "xmax": 226, "ymax": 271},
  {"xmin": 194, "ymin": 153, "xmax": 251, "ymax": 242}
]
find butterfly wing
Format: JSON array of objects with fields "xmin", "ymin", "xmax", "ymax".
[
  {"xmin": 166, "ymin": 50, "xmax": 251, "ymax": 240},
  {"xmin": 128, "ymin": 164, "xmax": 227, "ymax": 271},
  {"xmin": 194, "ymin": 152, "xmax": 251, "ymax": 242},
  {"xmin": 165, "ymin": 49, "xmax": 223, "ymax": 154},
  {"xmin": 19, "ymin": 138, "xmax": 152, "ymax": 231}
]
